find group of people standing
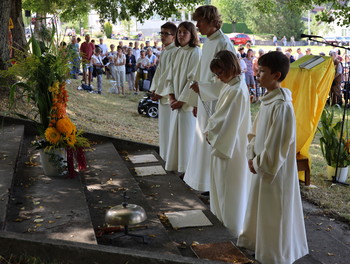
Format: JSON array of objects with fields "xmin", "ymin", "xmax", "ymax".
[
  {"xmin": 73, "ymin": 35, "xmax": 162, "ymax": 95},
  {"xmin": 150, "ymin": 5, "xmax": 308, "ymax": 264},
  {"xmin": 273, "ymin": 35, "xmax": 295, "ymax": 46}
]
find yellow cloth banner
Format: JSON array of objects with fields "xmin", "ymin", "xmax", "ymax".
[{"xmin": 281, "ymin": 55, "xmax": 335, "ymax": 181}]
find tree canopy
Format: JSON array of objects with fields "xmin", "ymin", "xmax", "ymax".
[
  {"xmin": 212, "ymin": 0, "xmax": 247, "ymax": 24},
  {"xmin": 213, "ymin": 0, "xmax": 305, "ymax": 38},
  {"xmin": 22, "ymin": 0, "xmax": 203, "ymax": 23},
  {"xmin": 252, "ymin": 0, "xmax": 350, "ymax": 27}
]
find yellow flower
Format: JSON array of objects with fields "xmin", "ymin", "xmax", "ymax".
[
  {"xmin": 66, "ymin": 134, "xmax": 77, "ymax": 146},
  {"xmin": 48, "ymin": 81, "xmax": 60, "ymax": 94},
  {"xmin": 45, "ymin": 127, "xmax": 61, "ymax": 144},
  {"xmin": 56, "ymin": 118, "xmax": 74, "ymax": 135}
]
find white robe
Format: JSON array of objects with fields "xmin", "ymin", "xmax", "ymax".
[
  {"xmin": 204, "ymin": 76, "xmax": 251, "ymax": 237},
  {"xmin": 184, "ymin": 29, "xmax": 235, "ymax": 191},
  {"xmin": 164, "ymin": 45, "xmax": 201, "ymax": 172},
  {"xmin": 150, "ymin": 43, "xmax": 178, "ymax": 160},
  {"xmin": 237, "ymin": 88, "xmax": 308, "ymax": 264}
]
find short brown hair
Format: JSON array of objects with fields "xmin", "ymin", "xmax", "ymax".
[
  {"xmin": 192, "ymin": 5, "xmax": 222, "ymax": 29},
  {"xmin": 258, "ymin": 51, "xmax": 290, "ymax": 82},
  {"xmin": 210, "ymin": 50, "xmax": 241, "ymax": 77},
  {"xmin": 161, "ymin": 22, "xmax": 177, "ymax": 35},
  {"xmin": 175, "ymin": 21, "xmax": 200, "ymax": 47}
]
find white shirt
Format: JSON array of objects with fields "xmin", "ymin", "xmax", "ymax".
[
  {"xmin": 137, "ymin": 57, "xmax": 150, "ymax": 69},
  {"xmin": 98, "ymin": 43, "xmax": 108, "ymax": 57}
]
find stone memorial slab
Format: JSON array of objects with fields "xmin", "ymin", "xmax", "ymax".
[
  {"xmin": 129, "ymin": 154, "xmax": 158, "ymax": 164},
  {"xmin": 164, "ymin": 210, "xmax": 213, "ymax": 229},
  {"xmin": 134, "ymin": 165, "xmax": 166, "ymax": 176}
]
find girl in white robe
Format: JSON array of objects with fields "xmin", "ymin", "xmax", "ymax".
[
  {"xmin": 237, "ymin": 51, "xmax": 308, "ymax": 264},
  {"xmin": 204, "ymin": 50, "xmax": 251, "ymax": 236},
  {"xmin": 164, "ymin": 22, "xmax": 201, "ymax": 173}
]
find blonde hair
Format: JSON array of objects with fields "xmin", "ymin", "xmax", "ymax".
[{"xmin": 192, "ymin": 5, "xmax": 222, "ymax": 29}]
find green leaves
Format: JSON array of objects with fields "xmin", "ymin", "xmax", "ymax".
[
  {"xmin": 252, "ymin": 0, "xmax": 350, "ymax": 28},
  {"xmin": 4, "ymin": 21, "xmax": 70, "ymax": 137},
  {"xmin": 318, "ymin": 108, "xmax": 350, "ymax": 167}
]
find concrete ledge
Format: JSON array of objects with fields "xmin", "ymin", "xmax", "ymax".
[
  {"xmin": 0, "ymin": 115, "xmax": 159, "ymax": 153},
  {"xmin": 0, "ymin": 124, "xmax": 24, "ymax": 230},
  {"xmin": 0, "ymin": 231, "xmax": 222, "ymax": 264}
]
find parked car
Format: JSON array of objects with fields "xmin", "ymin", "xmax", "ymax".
[
  {"xmin": 138, "ymin": 93, "xmax": 159, "ymax": 118},
  {"xmin": 324, "ymin": 36, "xmax": 347, "ymax": 46},
  {"xmin": 343, "ymin": 37, "xmax": 350, "ymax": 45},
  {"xmin": 229, "ymin": 33, "xmax": 251, "ymax": 45},
  {"xmin": 335, "ymin": 36, "xmax": 346, "ymax": 45},
  {"xmin": 324, "ymin": 36, "xmax": 337, "ymax": 45}
]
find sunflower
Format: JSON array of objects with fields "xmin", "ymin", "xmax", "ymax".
[
  {"xmin": 66, "ymin": 134, "xmax": 77, "ymax": 146},
  {"xmin": 56, "ymin": 118, "xmax": 74, "ymax": 135},
  {"xmin": 45, "ymin": 127, "xmax": 61, "ymax": 144}
]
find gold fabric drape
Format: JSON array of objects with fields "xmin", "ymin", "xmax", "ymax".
[{"xmin": 281, "ymin": 55, "xmax": 335, "ymax": 181}]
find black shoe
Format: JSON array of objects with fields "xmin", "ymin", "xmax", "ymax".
[
  {"xmin": 201, "ymin": 191, "xmax": 210, "ymax": 196},
  {"xmin": 179, "ymin": 173, "xmax": 185, "ymax": 180}
]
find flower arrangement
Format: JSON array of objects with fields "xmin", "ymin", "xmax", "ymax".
[
  {"xmin": 318, "ymin": 108, "xmax": 350, "ymax": 168},
  {"xmin": 3, "ymin": 21, "xmax": 89, "ymax": 177},
  {"xmin": 43, "ymin": 80, "xmax": 89, "ymax": 150}
]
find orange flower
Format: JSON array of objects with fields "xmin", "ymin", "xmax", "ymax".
[
  {"xmin": 56, "ymin": 118, "xmax": 74, "ymax": 135},
  {"xmin": 45, "ymin": 127, "xmax": 61, "ymax": 144}
]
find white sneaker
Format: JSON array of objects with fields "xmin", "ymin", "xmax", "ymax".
[{"xmin": 77, "ymin": 86, "xmax": 83, "ymax": 90}]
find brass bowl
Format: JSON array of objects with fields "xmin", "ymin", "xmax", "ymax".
[{"xmin": 105, "ymin": 204, "xmax": 147, "ymax": 226}]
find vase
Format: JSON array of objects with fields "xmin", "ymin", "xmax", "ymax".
[
  {"xmin": 39, "ymin": 148, "xmax": 67, "ymax": 177},
  {"xmin": 326, "ymin": 165, "xmax": 349, "ymax": 183}
]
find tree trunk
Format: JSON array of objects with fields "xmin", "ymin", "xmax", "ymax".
[
  {"xmin": 11, "ymin": 0, "xmax": 27, "ymax": 54},
  {"xmin": 231, "ymin": 21, "xmax": 236, "ymax": 33},
  {"xmin": 0, "ymin": 0, "xmax": 11, "ymax": 71},
  {"xmin": 34, "ymin": 12, "xmax": 46, "ymax": 41}
]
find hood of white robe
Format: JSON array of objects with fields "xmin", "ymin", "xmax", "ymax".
[{"xmin": 261, "ymin": 88, "xmax": 292, "ymax": 105}]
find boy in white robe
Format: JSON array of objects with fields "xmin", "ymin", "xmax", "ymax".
[
  {"xmin": 204, "ymin": 50, "xmax": 251, "ymax": 236},
  {"xmin": 184, "ymin": 5, "xmax": 235, "ymax": 192},
  {"xmin": 164, "ymin": 22, "xmax": 201, "ymax": 173},
  {"xmin": 237, "ymin": 51, "xmax": 308, "ymax": 264},
  {"xmin": 150, "ymin": 22, "xmax": 178, "ymax": 161}
]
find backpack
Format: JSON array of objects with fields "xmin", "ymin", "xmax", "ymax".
[{"xmin": 81, "ymin": 83, "xmax": 92, "ymax": 91}]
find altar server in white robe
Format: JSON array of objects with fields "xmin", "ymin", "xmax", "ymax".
[
  {"xmin": 237, "ymin": 51, "xmax": 308, "ymax": 264},
  {"xmin": 204, "ymin": 50, "xmax": 251, "ymax": 237},
  {"xmin": 164, "ymin": 22, "xmax": 201, "ymax": 173},
  {"xmin": 150, "ymin": 22, "xmax": 178, "ymax": 161},
  {"xmin": 184, "ymin": 5, "xmax": 235, "ymax": 192}
]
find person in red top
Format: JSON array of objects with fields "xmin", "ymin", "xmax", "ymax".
[{"xmin": 80, "ymin": 34, "xmax": 95, "ymax": 86}]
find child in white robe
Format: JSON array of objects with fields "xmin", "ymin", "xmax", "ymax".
[
  {"xmin": 164, "ymin": 22, "xmax": 200, "ymax": 173},
  {"xmin": 237, "ymin": 51, "xmax": 309, "ymax": 264},
  {"xmin": 184, "ymin": 5, "xmax": 235, "ymax": 193},
  {"xmin": 150, "ymin": 22, "xmax": 178, "ymax": 161},
  {"xmin": 204, "ymin": 50, "xmax": 251, "ymax": 236}
]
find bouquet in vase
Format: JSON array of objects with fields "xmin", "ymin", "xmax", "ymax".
[{"xmin": 3, "ymin": 21, "xmax": 89, "ymax": 177}]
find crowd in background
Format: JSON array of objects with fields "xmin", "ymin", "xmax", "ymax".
[
  {"xmin": 235, "ymin": 42, "xmax": 350, "ymax": 105},
  {"xmin": 65, "ymin": 34, "xmax": 164, "ymax": 95},
  {"xmin": 63, "ymin": 33, "xmax": 350, "ymax": 104}
]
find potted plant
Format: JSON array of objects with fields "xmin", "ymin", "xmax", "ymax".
[
  {"xmin": 2, "ymin": 22, "xmax": 89, "ymax": 177},
  {"xmin": 318, "ymin": 108, "xmax": 350, "ymax": 182}
]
